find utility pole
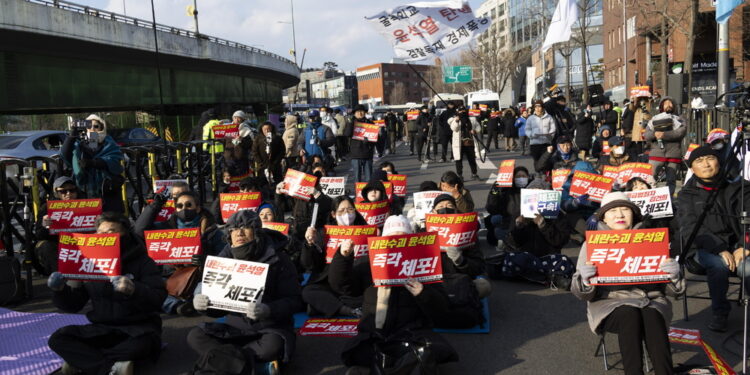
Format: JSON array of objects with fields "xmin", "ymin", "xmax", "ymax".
[
  {"xmin": 192, "ymin": 0, "xmax": 199, "ymax": 34},
  {"xmin": 717, "ymin": 22, "xmax": 729, "ymax": 99},
  {"xmin": 290, "ymin": 0, "xmax": 298, "ymax": 66},
  {"xmin": 622, "ymin": 0, "xmax": 628, "ymax": 96}
]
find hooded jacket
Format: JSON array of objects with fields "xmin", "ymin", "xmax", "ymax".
[
  {"xmin": 61, "ymin": 129, "xmax": 124, "ymax": 204},
  {"xmin": 283, "ymin": 117, "xmax": 300, "ymax": 157},
  {"xmin": 575, "ymin": 111, "xmax": 595, "ymax": 150},
  {"xmin": 524, "ymin": 112, "xmax": 556, "ymax": 145},
  {"xmin": 591, "ymin": 125, "xmax": 613, "ymax": 159}
]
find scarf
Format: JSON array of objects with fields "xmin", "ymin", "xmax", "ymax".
[
  {"xmin": 71, "ymin": 137, "xmax": 124, "ymax": 197},
  {"xmin": 177, "ymin": 215, "xmax": 201, "ymax": 229},
  {"xmin": 557, "ymin": 145, "xmax": 572, "ymax": 161}
]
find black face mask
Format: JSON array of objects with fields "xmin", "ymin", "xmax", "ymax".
[
  {"xmin": 230, "ymin": 239, "xmax": 260, "ymax": 260},
  {"xmin": 436, "ymin": 208, "xmax": 457, "ymax": 215},
  {"xmin": 313, "ymin": 171, "xmax": 324, "ymax": 178},
  {"xmin": 176, "ymin": 209, "xmax": 198, "ymax": 222}
]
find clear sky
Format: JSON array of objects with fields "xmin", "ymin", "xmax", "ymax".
[{"xmin": 69, "ymin": 0, "xmax": 484, "ymax": 71}]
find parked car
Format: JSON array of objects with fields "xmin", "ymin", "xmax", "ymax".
[
  {"xmin": 108, "ymin": 128, "xmax": 162, "ymax": 147},
  {"xmin": 0, "ymin": 130, "xmax": 68, "ymax": 183}
]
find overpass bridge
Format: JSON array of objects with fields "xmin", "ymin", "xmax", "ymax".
[{"xmin": 0, "ymin": 0, "xmax": 300, "ymax": 114}]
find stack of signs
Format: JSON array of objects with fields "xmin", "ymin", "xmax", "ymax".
[
  {"xmin": 424, "ymin": 212, "xmax": 478, "ymax": 252},
  {"xmin": 212, "ymin": 123, "xmax": 239, "ymax": 139},
  {"xmin": 586, "ymin": 228, "xmax": 670, "ymax": 285},
  {"xmin": 282, "ymin": 169, "xmax": 318, "ymax": 201},
  {"xmin": 406, "ymin": 110, "xmax": 420, "ymax": 121},
  {"xmin": 352, "ymin": 122, "xmax": 380, "ymax": 142},
  {"xmin": 145, "ymin": 228, "xmax": 201, "ymax": 265},
  {"xmin": 625, "ymin": 187, "xmax": 673, "ymax": 218},
  {"xmin": 387, "ymin": 174, "xmax": 408, "ymax": 197},
  {"xmin": 520, "ymin": 190, "xmax": 562, "ymax": 219},
  {"xmin": 355, "ymin": 200, "xmax": 390, "ymax": 227},
  {"xmin": 219, "ymin": 192, "xmax": 262, "ymax": 221},
  {"xmin": 551, "ymin": 169, "xmax": 571, "ymax": 191},
  {"xmin": 48, "ymin": 199, "xmax": 103, "ymax": 234},
  {"xmin": 368, "ymin": 232, "xmax": 442, "ymax": 287},
  {"xmin": 152, "ymin": 179, "xmax": 188, "ymax": 197},
  {"xmin": 319, "ymin": 176, "xmax": 347, "ymax": 197},
  {"xmin": 355, "ymin": 182, "xmax": 394, "ymax": 202},
  {"xmin": 495, "ymin": 160, "xmax": 515, "ymax": 187},
  {"xmin": 324, "ymin": 225, "xmax": 378, "ymax": 263},
  {"xmin": 57, "ymin": 233, "xmax": 121, "ymax": 281},
  {"xmin": 227, "ymin": 172, "xmax": 253, "ymax": 193},
  {"xmin": 683, "ymin": 143, "xmax": 699, "ymax": 160},
  {"xmin": 202, "ymin": 255, "xmax": 269, "ymax": 314},
  {"xmin": 468, "ymin": 109, "xmax": 481, "ymax": 117},
  {"xmin": 412, "ymin": 191, "xmax": 450, "ymax": 224},
  {"xmin": 299, "ymin": 318, "xmax": 359, "ymax": 337},
  {"xmin": 262, "ymin": 222, "xmax": 290, "ymax": 235},
  {"xmin": 569, "ymin": 171, "xmax": 614, "ymax": 202},
  {"xmin": 667, "ymin": 328, "xmax": 736, "ymax": 375}
]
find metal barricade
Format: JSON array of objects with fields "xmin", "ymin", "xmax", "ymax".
[{"xmin": 0, "ymin": 159, "xmax": 38, "ymax": 294}]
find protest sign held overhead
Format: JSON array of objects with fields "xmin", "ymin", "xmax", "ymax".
[
  {"xmin": 212, "ymin": 124, "xmax": 239, "ymax": 139},
  {"xmin": 425, "ymin": 212, "xmax": 478, "ymax": 252},
  {"xmin": 352, "ymin": 122, "xmax": 380, "ymax": 142},
  {"xmin": 58, "ymin": 232, "xmax": 121, "ymax": 281},
  {"xmin": 219, "ymin": 192, "xmax": 262, "ymax": 221},
  {"xmin": 368, "ymin": 232, "xmax": 442, "ymax": 287},
  {"xmin": 365, "ymin": 0, "xmax": 491, "ymax": 62},
  {"xmin": 48, "ymin": 199, "xmax": 103, "ymax": 234},
  {"xmin": 356, "ymin": 200, "xmax": 391, "ymax": 227},
  {"xmin": 551, "ymin": 169, "xmax": 571, "ymax": 191},
  {"xmin": 520, "ymin": 190, "xmax": 562, "ymax": 219},
  {"xmin": 586, "ymin": 228, "xmax": 670, "ymax": 286},
  {"xmin": 569, "ymin": 171, "xmax": 614, "ymax": 203},
  {"xmin": 153, "ymin": 179, "xmax": 188, "ymax": 197},
  {"xmin": 146, "ymin": 199, "xmax": 175, "ymax": 223},
  {"xmin": 468, "ymin": 109, "xmax": 481, "ymax": 117},
  {"xmin": 281, "ymin": 169, "xmax": 318, "ymax": 201},
  {"xmin": 625, "ymin": 187, "xmax": 674, "ymax": 218},
  {"xmin": 145, "ymin": 228, "xmax": 201, "ymax": 265},
  {"xmin": 324, "ymin": 225, "xmax": 379, "ymax": 263},
  {"xmin": 495, "ymin": 160, "xmax": 515, "ymax": 187},
  {"xmin": 319, "ymin": 176, "xmax": 347, "ymax": 197},
  {"xmin": 406, "ymin": 110, "xmax": 420, "ymax": 120},
  {"xmin": 387, "ymin": 174, "xmax": 408, "ymax": 197},
  {"xmin": 202, "ymin": 256, "xmax": 269, "ymax": 314}
]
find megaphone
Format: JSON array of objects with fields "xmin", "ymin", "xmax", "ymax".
[{"xmin": 186, "ymin": 5, "xmax": 197, "ymax": 16}]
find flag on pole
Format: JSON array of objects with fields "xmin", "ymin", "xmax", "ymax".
[
  {"xmin": 541, "ymin": 0, "xmax": 579, "ymax": 52},
  {"xmin": 716, "ymin": 0, "xmax": 743, "ymax": 24},
  {"xmin": 365, "ymin": 0, "xmax": 492, "ymax": 62}
]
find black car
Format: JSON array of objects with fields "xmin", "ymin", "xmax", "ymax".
[{"xmin": 109, "ymin": 128, "xmax": 163, "ymax": 147}]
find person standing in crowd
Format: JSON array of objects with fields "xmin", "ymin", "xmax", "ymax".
[
  {"xmin": 188, "ymin": 210, "xmax": 302, "ymax": 374},
  {"xmin": 599, "ymin": 100, "xmax": 619, "ymax": 130},
  {"xmin": 346, "ymin": 105, "xmax": 376, "ymax": 182},
  {"xmin": 575, "ymin": 105, "xmax": 596, "ymax": 158},
  {"xmin": 190, "ymin": 108, "xmax": 215, "ymax": 141},
  {"xmin": 61, "ymin": 114, "xmax": 125, "ymax": 213},
  {"xmin": 252, "ymin": 122, "xmax": 286, "ymax": 184},
  {"xmin": 572, "ymin": 192, "xmax": 683, "ymax": 375},
  {"xmin": 385, "ymin": 110, "xmax": 399, "ymax": 155},
  {"xmin": 299, "ymin": 109, "xmax": 335, "ymax": 167},
  {"xmin": 406, "ymin": 108, "xmax": 419, "ymax": 156},
  {"xmin": 645, "ymin": 97, "xmax": 686, "ymax": 194},
  {"xmin": 283, "ymin": 114, "xmax": 300, "ymax": 169},
  {"xmin": 544, "ymin": 95, "xmax": 575, "ymax": 140},
  {"xmin": 223, "ymin": 114, "xmax": 253, "ymax": 177},
  {"xmin": 502, "ymin": 109, "xmax": 518, "ymax": 152},
  {"xmin": 416, "ymin": 105, "xmax": 432, "ymax": 162},
  {"xmin": 320, "ymin": 107, "xmax": 339, "ymax": 161},
  {"xmin": 35, "ymin": 176, "xmax": 80, "ymax": 275},
  {"xmin": 486, "ymin": 108, "xmax": 501, "ymax": 151},
  {"xmin": 525, "ymin": 100, "xmax": 557, "ymax": 172},
  {"xmin": 438, "ymin": 101, "xmax": 457, "ymax": 163},
  {"xmin": 449, "ymin": 107, "xmax": 481, "ymax": 181},
  {"xmin": 47, "ymin": 212, "xmax": 166, "ymax": 375},
  {"xmin": 515, "ymin": 108, "xmax": 530, "ymax": 155},
  {"xmin": 622, "ymin": 95, "xmax": 652, "ymax": 158},
  {"xmin": 334, "ymin": 109, "xmax": 349, "ymax": 162}
]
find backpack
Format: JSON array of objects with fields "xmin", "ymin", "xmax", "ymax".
[
  {"xmin": 189, "ymin": 344, "xmax": 253, "ymax": 375},
  {"xmin": 0, "ymin": 255, "xmax": 25, "ymax": 306},
  {"xmin": 442, "ymin": 273, "xmax": 482, "ymax": 317}
]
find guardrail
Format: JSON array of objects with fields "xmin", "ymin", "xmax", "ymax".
[{"xmin": 24, "ymin": 0, "xmax": 295, "ymax": 65}]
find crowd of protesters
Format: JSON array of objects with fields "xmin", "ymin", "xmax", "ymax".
[{"xmin": 6, "ymin": 93, "xmax": 748, "ymax": 375}]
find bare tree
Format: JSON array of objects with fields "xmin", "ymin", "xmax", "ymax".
[
  {"xmin": 388, "ymin": 82, "xmax": 408, "ymax": 105},
  {"xmin": 469, "ymin": 43, "xmax": 533, "ymax": 96},
  {"xmin": 568, "ymin": 0, "xmax": 603, "ymax": 104}
]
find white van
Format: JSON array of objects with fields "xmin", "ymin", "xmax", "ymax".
[{"xmin": 465, "ymin": 89, "xmax": 501, "ymax": 111}]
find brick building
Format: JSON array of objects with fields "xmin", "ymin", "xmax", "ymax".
[{"xmin": 356, "ymin": 62, "xmax": 432, "ymax": 107}]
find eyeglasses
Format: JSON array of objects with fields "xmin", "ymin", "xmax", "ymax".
[
  {"xmin": 56, "ymin": 188, "xmax": 76, "ymax": 194},
  {"xmin": 175, "ymin": 202, "xmax": 194, "ymax": 209}
]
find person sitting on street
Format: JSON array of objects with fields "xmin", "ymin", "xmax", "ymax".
[
  {"xmin": 430, "ymin": 194, "xmax": 486, "ymax": 280},
  {"xmin": 35, "ymin": 176, "xmax": 80, "ymax": 275},
  {"xmin": 440, "ymin": 171, "xmax": 474, "ymax": 213},
  {"xmin": 48, "ymin": 212, "xmax": 167, "ymax": 375},
  {"xmin": 535, "ymin": 135, "xmax": 580, "ymax": 175},
  {"xmin": 485, "ymin": 167, "xmax": 529, "ymax": 249},
  {"xmin": 591, "ymin": 125, "xmax": 614, "ymax": 160},
  {"xmin": 596, "ymin": 136, "xmax": 630, "ymax": 174}
]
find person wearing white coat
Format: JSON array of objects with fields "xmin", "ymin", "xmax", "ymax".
[{"xmin": 449, "ymin": 107, "xmax": 482, "ymax": 181}]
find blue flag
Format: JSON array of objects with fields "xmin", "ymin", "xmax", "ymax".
[{"xmin": 716, "ymin": 0, "xmax": 743, "ymax": 24}]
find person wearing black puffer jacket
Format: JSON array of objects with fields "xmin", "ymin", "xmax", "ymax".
[
  {"xmin": 485, "ymin": 166, "xmax": 530, "ymax": 249},
  {"xmin": 346, "ymin": 105, "xmax": 376, "ymax": 183},
  {"xmin": 47, "ymin": 212, "xmax": 167, "ymax": 375},
  {"xmin": 188, "ymin": 210, "xmax": 303, "ymax": 371},
  {"xmin": 575, "ymin": 105, "xmax": 596, "ymax": 157}
]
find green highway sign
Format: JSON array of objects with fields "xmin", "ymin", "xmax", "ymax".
[{"xmin": 443, "ymin": 66, "xmax": 473, "ymax": 84}]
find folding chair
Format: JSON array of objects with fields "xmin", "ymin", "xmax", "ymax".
[{"xmin": 594, "ymin": 332, "xmax": 651, "ymax": 372}]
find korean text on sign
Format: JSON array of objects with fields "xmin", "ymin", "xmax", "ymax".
[
  {"xmin": 299, "ymin": 318, "xmax": 359, "ymax": 337},
  {"xmin": 48, "ymin": 199, "xmax": 103, "ymax": 234},
  {"xmin": 227, "ymin": 172, "xmax": 253, "ymax": 193},
  {"xmin": 424, "ymin": 212, "xmax": 478, "ymax": 252},
  {"xmin": 212, "ymin": 124, "xmax": 239, "ymax": 139},
  {"xmin": 219, "ymin": 192, "xmax": 262, "ymax": 221},
  {"xmin": 368, "ymin": 232, "xmax": 442, "ymax": 287},
  {"xmin": 152, "ymin": 179, "xmax": 188, "ymax": 197},
  {"xmin": 495, "ymin": 160, "xmax": 515, "ymax": 187},
  {"xmin": 569, "ymin": 171, "xmax": 614, "ymax": 203},
  {"xmin": 319, "ymin": 176, "xmax": 347, "ymax": 197},
  {"xmin": 202, "ymin": 256, "xmax": 269, "ymax": 314},
  {"xmin": 586, "ymin": 228, "xmax": 670, "ymax": 286},
  {"xmin": 551, "ymin": 169, "xmax": 571, "ymax": 191},
  {"xmin": 57, "ymin": 232, "xmax": 120, "ymax": 281},
  {"xmin": 355, "ymin": 200, "xmax": 391, "ymax": 227},
  {"xmin": 282, "ymin": 169, "xmax": 318, "ymax": 201},
  {"xmin": 387, "ymin": 174, "xmax": 408, "ymax": 197},
  {"xmin": 520, "ymin": 190, "xmax": 561, "ymax": 219},
  {"xmin": 352, "ymin": 122, "xmax": 380, "ymax": 142},
  {"xmin": 324, "ymin": 225, "xmax": 379, "ymax": 263},
  {"xmin": 145, "ymin": 228, "xmax": 202, "ymax": 265},
  {"xmin": 145, "ymin": 199, "xmax": 175, "ymax": 223},
  {"xmin": 262, "ymin": 222, "xmax": 290, "ymax": 236}
]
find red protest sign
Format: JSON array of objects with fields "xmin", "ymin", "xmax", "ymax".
[
  {"xmin": 468, "ymin": 109, "xmax": 481, "ymax": 117},
  {"xmin": 262, "ymin": 222, "xmax": 290, "ymax": 235},
  {"xmin": 146, "ymin": 199, "xmax": 175, "ymax": 223},
  {"xmin": 617, "ymin": 163, "xmax": 653, "ymax": 185},
  {"xmin": 479, "ymin": 104, "xmax": 488, "ymax": 111},
  {"xmin": 227, "ymin": 171, "xmax": 253, "ymax": 193},
  {"xmin": 551, "ymin": 169, "xmax": 571, "ymax": 191},
  {"xmin": 57, "ymin": 232, "xmax": 121, "ymax": 281},
  {"xmin": 48, "ymin": 199, "xmax": 103, "ymax": 234},
  {"xmin": 212, "ymin": 124, "xmax": 239, "ymax": 139},
  {"xmin": 490, "ymin": 111, "xmax": 501, "ymax": 119},
  {"xmin": 282, "ymin": 169, "xmax": 317, "ymax": 201},
  {"xmin": 683, "ymin": 143, "xmax": 699, "ymax": 160},
  {"xmin": 569, "ymin": 171, "xmax": 614, "ymax": 203},
  {"xmin": 406, "ymin": 110, "xmax": 419, "ymax": 121},
  {"xmin": 630, "ymin": 85, "xmax": 651, "ymax": 98},
  {"xmin": 602, "ymin": 141, "xmax": 611, "ymax": 156},
  {"xmin": 386, "ymin": 174, "xmax": 407, "ymax": 197},
  {"xmin": 299, "ymin": 318, "xmax": 359, "ymax": 337},
  {"xmin": 586, "ymin": 228, "xmax": 670, "ymax": 286},
  {"xmin": 425, "ymin": 212, "xmax": 479, "ymax": 252},
  {"xmin": 601, "ymin": 165, "xmax": 619, "ymax": 180},
  {"xmin": 368, "ymin": 232, "xmax": 442, "ymax": 287},
  {"xmin": 219, "ymin": 192, "xmax": 262, "ymax": 221},
  {"xmin": 355, "ymin": 200, "xmax": 390, "ymax": 227},
  {"xmin": 145, "ymin": 228, "xmax": 201, "ymax": 265},
  {"xmin": 352, "ymin": 122, "xmax": 380, "ymax": 142},
  {"xmin": 355, "ymin": 181, "xmax": 394, "ymax": 202},
  {"xmin": 495, "ymin": 160, "xmax": 515, "ymax": 187},
  {"xmin": 324, "ymin": 225, "xmax": 379, "ymax": 263},
  {"xmin": 374, "ymin": 119, "xmax": 385, "ymax": 127}
]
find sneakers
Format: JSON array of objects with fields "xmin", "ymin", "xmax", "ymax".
[
  {"xmin": 471, "ymin": 174, "xmax": 481, "ymax": 181},
  {"xmin": 255, "ymin": 360, "xmax": 280, "ymax": 375},
  {"xmin": 109, "ymin": 361, "xmax": 133, "ymax": 375},
  {"xmin": 549, "ymin": 273, "xmax": 572, "ymax": 291},
  {"xmin": 708, "ymin": 315, "xmax": 728, "ymax": 332}
]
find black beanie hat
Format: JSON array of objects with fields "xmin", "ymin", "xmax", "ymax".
[
  {"xmin": 432, "ymin": 194, "xmax": 457, "ymax": 208},
  {"xmin": 687, "ymin": 145, "xmax": 720, "ymax": 168}
]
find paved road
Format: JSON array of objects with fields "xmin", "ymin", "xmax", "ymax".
[{"xmin": 14, "ymin": 141, "xmax": 750, "ymax": 374}]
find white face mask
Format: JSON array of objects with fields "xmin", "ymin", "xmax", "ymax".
[
  {"xmin": 514, "ymin": 177, "xmax": 528, "ymax": 187},
  {"xmin": 336, "ymin": 212, "xmax": 356, "ymax": 226},
  {"xmin": 613, "ymin": 146, "xmax": 625, "ymax": 156}
]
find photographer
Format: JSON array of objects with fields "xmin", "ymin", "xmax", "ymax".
[
  {"xmin": 575, "ymin": 105, "xmax": 596, "ymax": 157},
  {"xmin": 645, "ymin": 97, "xmax": 686, "ymax": 194},
  {"xmin": 449, "ymin": 107, "xmax": 481, "ymax": 181},
  {"xmin": 543, "ymin": 92, "xmax": 575, "ymax": 140},
  {"xmin": 251, "ymin": 122, "xmax": 286, "ymax": 185},
  {"xmin": 599, "ymin": 100, "xmax": 619, "ymax": 130},
  {"xmin": 61, "ymin": 114, "xmax": 125, "ymax": 213}
]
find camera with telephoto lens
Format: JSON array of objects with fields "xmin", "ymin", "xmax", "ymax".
[
  {"xmin": 652, "ymin": 117, "xmax": 674, "ymax": 132},
  {"xmin": 70, "ymin": 119, "xmax": 93, "ymax": 141}
]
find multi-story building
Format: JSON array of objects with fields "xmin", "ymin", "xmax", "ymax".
[
  {"xmin": 283, "ymin": 70, "xmax": 342, "ymax": 105},
  {"xmin": 477, "ymin": 0, "xmax": 511, "ymax": 52},
  {"xmin": 356, "ymin": 62, "xmax": 432, "ymax": 107},
  {"xmin": 310, "ymin": 75, "xmax": 358, "ymax": 108}
]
